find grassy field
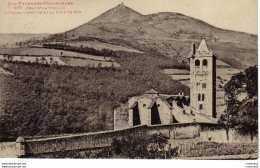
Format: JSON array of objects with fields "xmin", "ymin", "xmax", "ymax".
[
  {"xmin": 0, "ymin": 47, "xmax": 110, "ymax": 61},
  {"xmin": 65, "ymin": 41, "xmax": 143, "ymax": 53},
  {"xmin": 0, "ymin": 33, "xmax": 49, "ymax": 46}
]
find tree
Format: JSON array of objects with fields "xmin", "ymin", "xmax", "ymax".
[{"xmin": 219, "ymin": 66, "xmax": 258, "ymax": 141}]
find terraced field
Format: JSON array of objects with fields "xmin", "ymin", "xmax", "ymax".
[
  {"xmin": 0, "ymin": 47, "xmax": 108, "ymax": 61},
  {"xmin": 0, "ymin": 47, "xmax": 121, "ymax": 68},
  {"xmin": 65, "ymin": 41, "xmax": 143, "ymax": 53}
]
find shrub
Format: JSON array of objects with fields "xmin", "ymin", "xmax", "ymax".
[{"xmin": 111, "ymin": 133, "xmax": 175, "ymax": 159}]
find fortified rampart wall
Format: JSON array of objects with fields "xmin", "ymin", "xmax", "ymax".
[
  {"xmin": 3, "ymin": 123, "xmax": 255, "ymax": 158},
  {"xmin": 2, "ymin": 123, "xmax": 216, "ymax": 158},
  {"xmin": 200, "ymin": 129, "xmax": 258, "ymax": 143}
]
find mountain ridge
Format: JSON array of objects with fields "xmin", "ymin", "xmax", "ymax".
[{"xmin": 44, "ymin": 3, "xmax": 258, "ymax": 69}]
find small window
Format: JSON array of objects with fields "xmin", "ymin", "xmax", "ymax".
[
  {"xmin": 203, "ymin": 59, "xmax": 208, "ymax": 66},
  {"xmin": 199, "ymin": 104, "xmax": 203, "ymax": 110},
  {"xmin": 202, "ymin": 83, "xmax": 206, "ymax": 89},
  {"xmin": 198, "ymin": 94, "xmax": 201, "ymax": 101},
  {"xmin": 143, "ymin": 104, "xmax": 146, "ymax": 107},
  {"xmin": 196, "ymin": 83, "xmax": 200, "ymax": 91},
  {"xmin": 195, "ymin": 59, "xmax": 200, "ymax": 66},
  {"xmin": 157, "ymin": 104, "xmax": 160, "ymax": 107}
]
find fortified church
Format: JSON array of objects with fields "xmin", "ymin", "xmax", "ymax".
[{"xmin": 114, "ymin": 39, "xmax": 217, "ymax": 130}]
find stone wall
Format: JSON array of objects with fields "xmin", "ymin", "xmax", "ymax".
[
  {"xmin": 22, "ymin": 123, "xmax": 214, "ymax": 157},
  {"xmin": 200, "ymin": 129, "xmax": 258, "ymax": 143},
  {"xmin": 0, "ymin": 142, "xmax": 17, "ymax": 158},
  {"xmin": 1, "ymin": 123, "xmax": 218, "ymax": 158},
  {"xmin": 147, "ymin": 123, "xmax": 201, "ymax": 139},
  {"xmin": 2, "ymin": 124, "xmax": 256, "ymax": 158}
]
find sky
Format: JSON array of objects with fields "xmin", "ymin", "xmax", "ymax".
[{"xmin": 0, "ymin": 0, "xmax": 257, "ymax": 34}]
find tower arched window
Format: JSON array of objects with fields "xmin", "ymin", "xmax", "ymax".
[
  {"xmin": 198, "ymin": 94, "xmax": 201, "ymax": 101},
  {"xmin": 202, "ymin": 94, "xmax": 205, "ymax": 101},
  {"xmin": 203, "ymin": 59, "xmax": 208, "ymax": 66},
  {"xmin": 199, "ymin": 104, "xmax": 203, "ymax": 110},
  {"xmin": 195, "ymin": 60, "xmax": 200, "ymax": 66}
]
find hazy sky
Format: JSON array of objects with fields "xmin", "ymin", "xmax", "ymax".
[{"xmin": 0, "ymin": 0, "xmax": 257, "ymax": 34}]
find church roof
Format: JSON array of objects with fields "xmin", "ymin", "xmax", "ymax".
[
  {"xmin": 129, "ymin": 101, "xmax": 138, "ymax": 109},
  {"xmin": 147, "ymin": 97, "xmax": 172, "ymax": 109},
  {"xmin": 147, "ymin": 99, "xmax": 157, "ymax": 109},
  {"xmin": 196, "ymin": 38, "xmax": 210, "ymax": 53}
]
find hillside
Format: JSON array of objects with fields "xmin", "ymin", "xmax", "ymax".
[
  {"xmin": 0, "ymin": 33, "xmax": 50, "ymax": 46},
  {"xmin": 0, "ymin": 52, "xmax": 188, "ymax": 141},
  {"xmin": 0, "ymin": 3, "xmax": 257, "ymax": 140},
  {"xmin": 48, "ymin": 3, "xmax": 256, "ymax": 69}
]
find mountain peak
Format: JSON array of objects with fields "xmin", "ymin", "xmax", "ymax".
[
  {"xmin": 119, "ymin": 2, "xmax": 125, "ymax": 7},
  {"xmin": 114, "ymin": 2, "xmax": 126, "ymax": 10},
  {"xmin": 89, "ymin": 3, "xmax": 142, "ymax": 24}
]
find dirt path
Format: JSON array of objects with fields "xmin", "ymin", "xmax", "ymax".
[{"xmin": 0, "ymin": 67, "xmax": 13, "ymax": 76}]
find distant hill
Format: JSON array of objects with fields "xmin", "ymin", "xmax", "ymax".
[
  {"xmin": 1, "ymin": 4, "xmax": 257, "ymax": 68},
  {"xmin": 48, "ymin": 3, "xmax": 255, "ymax": 69},
  {"xmin": 0, "ymin": 33, "xmax": 50, "ymax": 46}
]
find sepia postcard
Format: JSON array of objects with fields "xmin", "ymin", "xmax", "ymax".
[{"xmin": 0, "ymin": 0, "xmax": 258, "ymax": 167}]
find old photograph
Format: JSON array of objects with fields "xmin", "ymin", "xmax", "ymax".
[{"xmin": 0, "ymin": 0, "xmax": 258, "ymax": 163}]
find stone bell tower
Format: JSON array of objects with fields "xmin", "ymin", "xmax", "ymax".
[{"xmin": 189, "ymin": 39, "xmax": 216, "ymax": 118}]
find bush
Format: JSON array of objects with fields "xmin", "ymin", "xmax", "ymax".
[{"xmin": 111, "ymin": 133, "xmax": 176, "ymax": 159}]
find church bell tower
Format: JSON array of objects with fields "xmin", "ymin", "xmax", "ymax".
[{"xmin": 189, "ymin": 39, "xmax": 216, "ymax": 118}]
